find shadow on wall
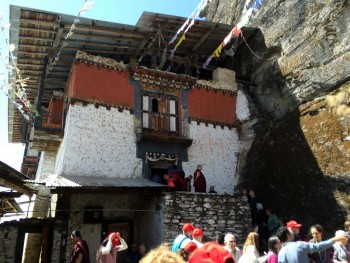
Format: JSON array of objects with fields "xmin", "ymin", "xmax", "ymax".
[{"xmin": 229, "ymin": 28, "xmax": 347, "ymax": 232}]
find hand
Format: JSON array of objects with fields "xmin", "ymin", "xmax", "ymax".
[{"xmin": 332, "ymin": 234, "xmax": 348, "ymax": 243}]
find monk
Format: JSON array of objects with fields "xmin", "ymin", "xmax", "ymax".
[
  {"xmin": 193, "ymin": 165, "xmax": 206, "ymax": 193},
  {"xmin": 71, "ymin": 230, "xmax": 90, "ymax": 263}
]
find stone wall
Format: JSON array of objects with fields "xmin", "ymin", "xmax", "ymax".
[
  {"xmin": 0, "ymin": 218, "xmax": 61, "ymax": 263},
  {"xmin": 0, "ymin": 223, "xmax": 18, "ymax": 263},
  {"xmin": 182, "ymin": 122, "xmax": 240, "ymax": 195},
  {"xmin": 56, "ymin": 104, "xmax": 142, "ymax": 178},
  {"xmin": 162, "ymin": 192, "xmax": 251, "ymax": 245}
]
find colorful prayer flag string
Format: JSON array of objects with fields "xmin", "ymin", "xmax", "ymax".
[
  {"xmin": 0, "ymin": 6, "xmax": 37, "ymax": 121},
  {"xmin": 168, "ymin": 0, "xmax": 208, "ymax": 45},
  {"xmin": 169, "ymin": 0, "xmax": 209, "ymax": 58},
  {"xmin": 52, "ymin": 0, "xmax": 94, "ymax": 68},
  {"xmin": 203, "ymin": 0, "xmax": 264, "ymax": 69}
]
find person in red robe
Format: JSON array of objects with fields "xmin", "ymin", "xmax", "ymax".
[
  {"xmin": 193, "ymin": 165, "xmax": 207, "ymax": 193},
  {"xmin": 71, "ymin": 230, "xmax": 90, "ymax": 263}
]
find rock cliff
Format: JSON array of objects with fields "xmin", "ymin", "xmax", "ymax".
[{"xmin": 205, "ymin": 0, "xmax": 350, "ymax": 231}]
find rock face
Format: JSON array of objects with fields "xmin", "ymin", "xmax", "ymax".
[{"xmin": 205, "ymin": 0, "xmax": 350, "ymax": 231}]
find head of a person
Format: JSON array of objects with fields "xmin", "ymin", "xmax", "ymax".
[
  {"xmin": 216, "ymin": 234, "xmax": 225, "ymax": 245},
  {"xmin": 107, "ymin": 232, "xmax": 121, "ymax": 247},
  {"xmin": 163, "ymin": 174, "xmax": 170, "ymax": 180},
  {"xmin": 140, "ymin": 244, "xmax": 185, "ymax": 263},
  {"xmin": 192, "ymin": 228, "xmax": 204, "ymax": 242},
  {"xmin": 189, "ymin": 242, "xmax": 234, "ymax": 263},
  {"xmin": 139, "ymin": 244, "xmax": 147, "ymax": 255},
  {"xmin": 197, "ymin": 165, "xmax": 202, "ymax": 171},
  {"xmin": 181, "ymin": 242, "xmax": 198, "ymax": 260},
  {"xmin": 287, "ymin": 220, "xmax": 302, "ymax": 234},
  {"xmin": 71, "ymin": 230, "xmax": 81, "ymax": 244},
  {"xmin": 224, "ymin": 233, "xmax": 237, "ymax": 250},
  {"xmin": 279, "ymin": 217, "xmax": 287, "ymax": 227},
  {"xmin": 344, "ymin": 221, "xmax": 350, "ymax": 232},
  {"xmin": 183, "ymin": 223, "xmax": 195, "ymax": 237},
  {"xmin": 276, "ymin": 226, "xmax": 293, "ymax": 243},
  {"xmin": 266, "ymin": 209, "xmax": 272, "ymax": 216},
  {"xmin": 267, "ymin": 236, "xmax": 282, "ymax": 254},
  {"xmin": 244, "ymin": 232, "xmax": 259, "ymax": 250},
  {"xmin": 310, "ymin": 224, "xmax": 324, "ymax": 242},
  {"xmin": 335, "ymin": 230, "xmax": 348, "ymax": 246},
  {"xmin": 188, "ymin": 175, "xmax": 193, "ymax": 180},
  {"xmin": 209, "ymin": 186, "xmax": 215, "ymax": 191},
  {"xmin": 249, "ymin": 190, "xmax": 255, "ymax": 197}
]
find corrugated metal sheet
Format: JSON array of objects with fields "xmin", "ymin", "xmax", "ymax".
[{"xmin": 26, "ymin": 174, "xmax": 168, "ymax": 189}]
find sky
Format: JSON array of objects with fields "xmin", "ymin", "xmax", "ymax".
[{"xmin": 0, "ymin": 0, "xmax": 201, "ymax": 171}]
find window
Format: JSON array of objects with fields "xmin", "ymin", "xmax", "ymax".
[{"xmin": 142, "ymin": 93, "xmax": 178, "ymax": 133}]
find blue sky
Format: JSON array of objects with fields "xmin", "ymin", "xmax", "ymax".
[{"xmin": 0, "ymin": 0, "xmax": 200, "ymax": 171}]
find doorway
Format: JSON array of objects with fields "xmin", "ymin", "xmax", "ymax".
[
  {"xmin": 148, "ymin": 159, "xmax": 176, "ymax": 184},
  {"xmin": 15, "ymin": 225, "xmax": 52, "ymax": 263},
  {"xmin": 101, "ymin": 220, "xmax": 132, "ymax": 263}
]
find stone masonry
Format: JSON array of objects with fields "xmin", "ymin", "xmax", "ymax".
[
  {"xmin": 0, "ymin": 218, "xmax": 61, "ymax": 263},
  {"xmin": 162, "ymin": 192, "xmax": 251, "ymax": 245}
]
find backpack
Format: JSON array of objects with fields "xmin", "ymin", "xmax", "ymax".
[{"xmin": 172, "ymin": 235, "xmax": 189, "ymax": 253}]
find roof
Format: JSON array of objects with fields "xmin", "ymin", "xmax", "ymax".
[
  {"xmin": 0, "ymin": 192, "xmax": 23, "ymax": 214},
  {"xmin": 8, "ymin": 5, "xmax": 234, "ymax": 142},
  {"xmin": 0, "ymin": 161, "xmax": 34, "ymax": 196},
  {"xmin": 0, "ymin": 161, "xmax": 33, "ymax": 215},
  {"xmin": 25, "ymin": 174, "xmax": 168, "ymax": 190}
]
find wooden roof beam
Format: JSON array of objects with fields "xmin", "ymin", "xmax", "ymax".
[
  {"xmin": 64, "ymin": 24, "xmax": 145, "ymax": 38},
  {"xmin": 65, "ymin": 40, "xmax": 138, "ymax": 49},
  {"xmin": 17, "ymin": 63, "xmax": 44, "ymax": 68},
  {"xmin": 64, "ymin": 48, "xmax": 134, "ymax": 55},
  {"xmin": 19, "ymin": 35, "xmax": 54, "ymax": 42},
  {"xmin": 18, "ymin": 50, "xmax": 48, "ymax": 56},
  {"xmin": 17, "ymin": 58, "xmax": 45, "ymax": 63},
  {"xmin": 71, "ymin": 32, "xmax": 139, "ymax": 42},
  {"xmin": 0, "ymin": 177, "xmax": 33, "ymax": 197},
  {"xmin": 135, "ymin": 34, "xmax": 151, "ymax": 55},
  {"xmin": 170, "ymin": 55, "xmax": 216, "ymax": 71},
  {"xmin": 20, "ymin": 26, "xmax": 57, "ymax": 34},
  {"xmin": 17, "ymin": 44, "xmax": 51, "ymax": 49},
  {"xmin": 20, "ymin": 18, "xmax": 59, "ymax": 28},
  {"xmin": 191, "ymin": 27, "xmax": 216, "ymax": 52}
]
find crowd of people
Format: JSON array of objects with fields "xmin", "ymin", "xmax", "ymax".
[
  {"xmin": 69, "ymin": 220, "xmax": 350, "ymax": 263},
  {"xmin": 167, "ymin": 220, "xmax": 350, "ymax": 263},
  {"xmin": 69, "ymin": 188, "xmax": 350, "ymax": 263}
]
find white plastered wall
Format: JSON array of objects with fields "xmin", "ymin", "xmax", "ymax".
[
  {"xmin": 55, "ymin": 103, "xmax": 142, "ymax": 177},
  {"xmin": 182, "ymin": 121, "xmax": 240, "ymax": 195}
]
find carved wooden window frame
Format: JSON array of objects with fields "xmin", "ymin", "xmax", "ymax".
[{"xmin": 141, "ymin": 92, "xmax": 178, "ymax": 134}]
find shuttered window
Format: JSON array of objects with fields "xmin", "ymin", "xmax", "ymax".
[{"xmin": 141, "ymin": 93, "xmax": 178, "ymax": 133}]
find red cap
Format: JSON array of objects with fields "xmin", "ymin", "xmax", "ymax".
[
  {"xmin": 108, "ymin": 232, "xmax": 121, "ymax": 247},
  {"xmin": 182, "ymin": 223, "xmax": 195, "ymax": 233},
  {"xmin": 184, "ymin": 242, "xmax": 198, "ymax": 253},
  {"xmin": 189, "ymin": 242, "xmax": 234, "ymax": 263},
  {"xmin": 287, "ymin": 220, "xmax": 302, "ymax": 228},
  {"xmin": 192, "ymin": 228, "xmax": 204, "ymax": 237}
]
